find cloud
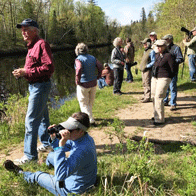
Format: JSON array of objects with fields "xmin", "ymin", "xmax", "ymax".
[{"xmin": 104, "ymin": 5, "xmax": 142, "ymax": 26}]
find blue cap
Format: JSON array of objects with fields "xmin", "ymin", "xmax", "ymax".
[{"xmin": 16, "ymin": 19, "xmax": 39, "ymax": 29}]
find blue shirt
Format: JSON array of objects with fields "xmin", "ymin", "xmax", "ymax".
[
  {"xmin": 146, "ymin": 50, "xmax": 155, "ymax": 69},
  {"xmin": 51, "ymin": 133, "xmax": 97, "ymax": 195}
]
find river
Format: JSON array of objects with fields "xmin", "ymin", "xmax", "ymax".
[{"xmin": 0, "ymin": 45, "xmax": 113, "ymax": 108}]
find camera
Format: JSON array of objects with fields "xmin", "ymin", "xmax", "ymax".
[
  {"xmin": 130, "ymin": 61, "xmax": 137, "ymax": 67},
  {"xmin": 47, "ymin": 124, "xmax": 65, "ymax": 139},
  {"xmin": 181, "ymin": 27, "xmax": 193, "ymax": 39}
]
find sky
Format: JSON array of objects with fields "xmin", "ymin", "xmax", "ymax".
[{"xmin": 95, "ymin": 0, "xmax": 163, "ymax": 26}]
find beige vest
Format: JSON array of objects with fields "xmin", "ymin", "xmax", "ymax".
[{"xmin": 140, "ymin": 49, "xmax": 152, "ymax": 72}]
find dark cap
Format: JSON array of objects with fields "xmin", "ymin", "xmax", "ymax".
[
  {"xmin": 141, "ymin": 38, "xmax": 151, "ymax": 44},
  {"xmin": 16, "ymin": 19, "xmax": 39, "ymax": 29},
  {"xmin": 162, "ymin": 34, "xmax": 173, "ymax": 40}
]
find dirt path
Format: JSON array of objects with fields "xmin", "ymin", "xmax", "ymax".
[{"xmin": 0, "ymin": 92, "xmax": 196, "ymax": 162}]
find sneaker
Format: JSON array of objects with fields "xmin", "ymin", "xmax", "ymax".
[
  {"xmin": 164, "ymin": 102, "xmax": 169, "ymax": 106},
  {"xmin": 37, "ymin": 144, "xmax": 53, "ymax": 152},
  {"xmin": 90, "ymin": 122, "xmax": 97, "ymax": 127},
  {"xmin": 14, "ymin": 155, "xmax": 31, "ymax": 165},
  {"xmin": 170, "ymin": 105, "xmax": 176, "ymax": 111},
  {"xmin": 3, "ymin": 160, "xmax": 23, "ymax": 173}
]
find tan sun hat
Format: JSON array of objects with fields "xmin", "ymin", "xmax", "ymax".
[{"xmin": 154, "ymin": 40, "xmax": 167, "ymax": 46}]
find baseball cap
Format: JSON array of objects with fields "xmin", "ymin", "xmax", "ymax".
[
  {"xmin": 191, "ymin": 27, "xmax": 196, "ymax": 32},
  {"xmin": 141, "ymin": 38, "xmax": 151, "ymax": 44},
  {"xmin": 16, "ymin": 18, "xmax": 39, "ymax": 29},
  {"xmin": 59, "ymin": 117, "xmax": 88, "ymax": 131},
  {"xmin": 149, "ymin": 32, "xmax": 157, "ymax": 36},
  {"xmin": 162, "ymin": 34, "xmax": 173, "ymax": 40},
  {"xmin": 154, "ymin": 40, "xmax": 167, "ymax": 46}
]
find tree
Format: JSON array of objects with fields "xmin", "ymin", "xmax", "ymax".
[{"xmin": 140, "ymin": 7, "xmax": 147, "ymax": 32}]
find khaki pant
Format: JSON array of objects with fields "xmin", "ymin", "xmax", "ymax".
[
  {"xmin": 142, "ymin": 70, "xmax": 151, "ymax": 100},
  {"xmin": 77, "ymin": 85, "xmax": 96, "ymax": 123},
  {"xmin": 151, "ymin": 77, "xmax": 171, "ymax": 123}
]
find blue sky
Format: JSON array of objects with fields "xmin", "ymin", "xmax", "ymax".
[{"xmin": 94, "ymin": 0, "xmax": 163, "ymax": 26}]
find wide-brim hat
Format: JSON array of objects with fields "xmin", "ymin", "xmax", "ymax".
[
  {"xmin": 154, "ymin": 40, "xmax": 167, "ymax": 46},
  {"xmin": 141, "ymin": 38, "xmax": 151, "ymax": 44},
  {"xmin": 16, "ymin": 18, "xmax": 39, "ymax": 29}
]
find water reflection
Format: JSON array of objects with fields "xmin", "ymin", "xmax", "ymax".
[{"xmin": 0, "ymin": 45, "xmax": 113, "ymax": 106}]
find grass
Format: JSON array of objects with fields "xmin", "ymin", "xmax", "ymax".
[{"xmin": 0, "ymin": 61, "xmax": 196, "ymax": 195}]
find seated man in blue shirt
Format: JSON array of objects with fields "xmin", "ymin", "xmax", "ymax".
[{"xmin": 3, "ymin": 112, "xmax": 97, "ymax": 196}]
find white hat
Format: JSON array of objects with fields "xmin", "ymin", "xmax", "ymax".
[
  {"xmin": 60, "ymin": 117, "xmax": 88, "ymax": 131},
  {"xmin": 149, "ymin": 32, "xmax": 157, "ymax": 36}
]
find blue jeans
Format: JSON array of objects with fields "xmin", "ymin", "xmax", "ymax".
[
  {"xmin": 125, "ymin": 63, "xmax": 133, "ymax": 81},
  {"xmin": 164, "ymin": 74, "xmax": 178, "ymax": 106},
  {"xmin": 24, "ymin": 80, "xmax": 51, "ymax": 160},
  {"xmin": 98, "ymin": 77, "xmax": 108, "ymax": 89},
  {"xmin": 23, "ymin": 171, "xmax": 68, "ymax": 196},
  {"xmin": 188, "ymin": 54, "xmax": 196, "ymax": 81}
]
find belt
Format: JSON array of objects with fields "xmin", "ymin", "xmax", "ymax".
[{"xmin": 29, "ymin": 79, "xmax": 50, "ymax": 84}]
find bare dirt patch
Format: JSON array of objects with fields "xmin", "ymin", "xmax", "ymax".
[{"xmin": 0, "ymin": 92, "xmax": 196, "ymax": 163}]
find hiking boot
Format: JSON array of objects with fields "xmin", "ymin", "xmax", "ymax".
[
  {"xmin": 164, "ymin": 102, "xmax": 169, "ymax": 106},
  {"xmin": 37, "ymin": 144, "xmax": 53, "ymax": 152},
  {"xmin": 153, "ymin": 122, "xmax": 164, "ymax": 126},
  {"xmin": 3, "ymin": 160, "xmax": 23, "ymax": 173},
  {"xmin": 113, "ymin": 92, "xmax": 122, "ymax": 96},
  {"xmin": 141, "ymin": 99, "xmax": 151, "ymax": 103},
  {"xmin": 170, "ymin": 105, "xmax": 176, "ymax": 111}
]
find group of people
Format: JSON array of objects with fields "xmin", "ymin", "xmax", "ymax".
[{"xmin": 3, "ymin": 17, "xmax": 196, "ymax": 195}]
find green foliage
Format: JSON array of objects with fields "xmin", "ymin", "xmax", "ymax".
[{"xmin": 0, "ymin": 0, "xmax": 120, "ymax": 49}]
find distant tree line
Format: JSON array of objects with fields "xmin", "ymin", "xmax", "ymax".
[
  {"xmin": 0, "ymin": 0, "xmax": 195, "ymax": 50},
  {"xmin": 0, "ymin": 0, "xmax": 121, "ymax": 50}
]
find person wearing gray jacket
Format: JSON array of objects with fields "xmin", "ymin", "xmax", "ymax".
[{"xmin": 111, "ymin": 37, "xmax": 126, "ymax": 95}]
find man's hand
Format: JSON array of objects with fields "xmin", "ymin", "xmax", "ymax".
[
  {"xmin": 12, "ymin": 68, "xmax": 26, "ymax": 79},
  {"xmin": 59, "ymin": 129, "xmax": 70, "ymax": 147}
]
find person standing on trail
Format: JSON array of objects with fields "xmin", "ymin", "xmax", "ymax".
[
  {"xmin": 149, "ymin": 32, "xmax": 159, "ymax": 53},
  {"xmin": 12, "ymin": 19, "xmax": 54, "ymax": 164},
  {"xmin": 183, "ymin": 27, "xmax": 196, "ymax": 82},
  {"xmin": 111, "ymin": 37, "xmax": 126, "ymax": 95},
  {"xmin": 74, "ymin": 43, "xmax": 103, "ymax": 126},
  {"xmin": 151, "ymin": 40, "xmax": 175, "ymax": 126},
  {"xmin": 124, "ymin": 38, "xmax": 135, "ymax": 83},
  {"xmin": 162, "ymin": 34, "xmax": 184, "ymax": 111},
  {"xmin": 140, "ymin": 38, "xmax": 155, "ymax": 103}
]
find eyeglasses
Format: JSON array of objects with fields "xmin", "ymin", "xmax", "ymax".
[{"xmin": 68, "ymin": 128, "xmax": 80, "ymax": 133}]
